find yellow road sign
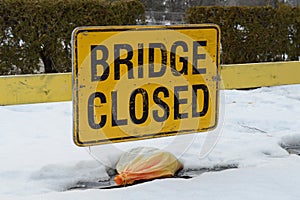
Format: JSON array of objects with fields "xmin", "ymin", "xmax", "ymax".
[{"xmin": 72, "ymin": 25, "xmax": 220, "ymax": 147}]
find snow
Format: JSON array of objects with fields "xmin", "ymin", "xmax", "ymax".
[{"xmin": 1, "ymin": 84, "xmax": 300, "ymax": 200}]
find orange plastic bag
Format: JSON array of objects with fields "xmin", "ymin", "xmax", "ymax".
[{"xmin": 114, "ymin": 147, "xmax": 183, "ymax": 186}]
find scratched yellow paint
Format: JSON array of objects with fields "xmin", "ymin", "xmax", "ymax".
[{"xmin": 0, "ymin": 73, "xmax": 72, "ymax": 105}]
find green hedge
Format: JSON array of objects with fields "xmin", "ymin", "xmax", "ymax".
[
  {"xmin": 0, "ymin": 0, "xmax": 145, "ymax": 75},
  {"xmin": 185, "ymin": 5, "xmax": 300, "ymax": 64}
]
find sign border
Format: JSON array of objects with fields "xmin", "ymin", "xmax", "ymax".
[{"xmin": 72, "ymin": 24, "xmax": 221, "ymax": 146}]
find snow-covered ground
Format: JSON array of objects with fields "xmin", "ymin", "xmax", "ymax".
[{"xmin": 1, "ymin": 84, "xmax": 300, "ymax": 200}]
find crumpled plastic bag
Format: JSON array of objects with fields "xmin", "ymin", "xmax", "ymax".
[{"xmin": 114, "ymin": 147, "xmax": 183, "ymax": 186}]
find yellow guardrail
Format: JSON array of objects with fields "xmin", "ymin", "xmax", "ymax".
[
  {"xmin": 221, "ymin": 61, "xmax": 300, "ymax": 89},
  {"xmin": 0, "ymin": 61, "xmax": 299, "ymax": 105},
  {"xmin": 0, "ymin": 73, "xmax": 72, "ymax": 105}
]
